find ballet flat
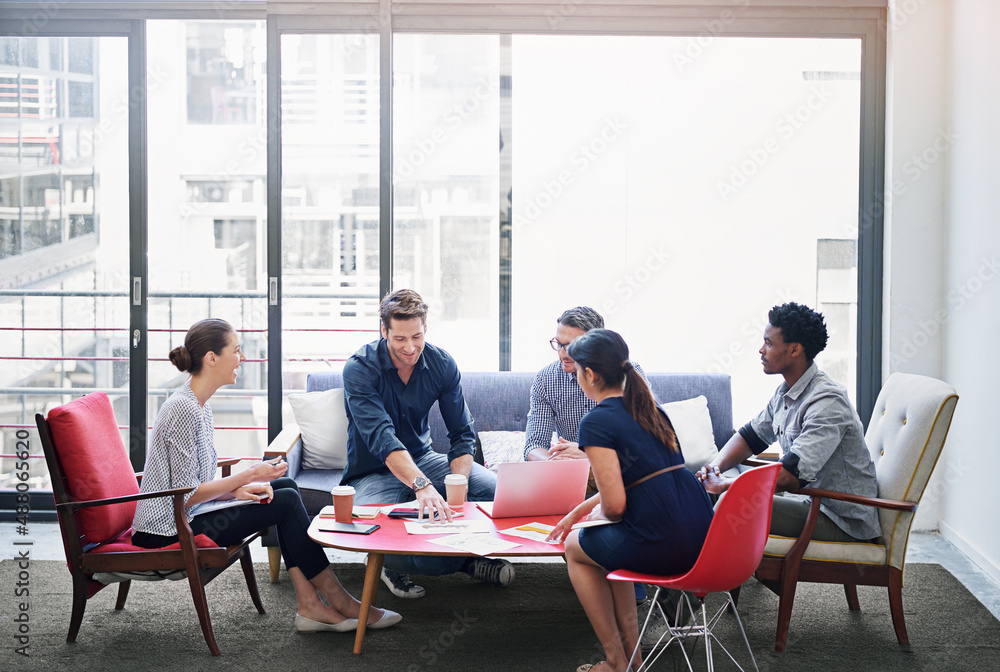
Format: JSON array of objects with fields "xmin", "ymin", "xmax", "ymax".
[
  {"xmin": 295, "ymin": 613, "xmax": 359, "ymax": 633},
  {"xmin": 367, "ymin": 608, "xmax": 402, "ymax": 630}
]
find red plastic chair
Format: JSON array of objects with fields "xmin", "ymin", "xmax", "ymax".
[{"xmin": 608, "ymin": 462, "xmax": 782, "ymax": 672}]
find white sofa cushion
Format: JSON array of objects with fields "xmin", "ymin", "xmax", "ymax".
[
  {"xmin": 288, "ymin": 389, "xmax": 349, "ymax": 470},
  {"xmin": 661, "ymin": 395, "xmax": 718, "ymax": 471}
]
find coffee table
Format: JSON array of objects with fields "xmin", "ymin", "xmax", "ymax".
[{"xmin": 307, "ymin": 502, "xmax": 567, "ymax": 654}]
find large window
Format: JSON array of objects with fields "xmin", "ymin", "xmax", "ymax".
[
  {"xmin": 0, "ymin": 3, "xmax": 885, "ymax": 508},
  {"xmin": 386, "ymin": 34, "xmax": 863, "ymax": 422},
  {"xmin": 279, "ymin": 33, "xmax": 381, "ymax": 401},
  {"xmin": 147, "ymin": 20, "xmax": 269, "ymax": 457},
  {"xmin": 0, "ymin": 35, "xmax": 129, "ymax": 492},
  {"xmin": 392, "ymin": 35, "xmax": 501, "ymax": 369},
  {"xmin": 510, "ymin": 36, "xmax": 862, "ymax": 422}
]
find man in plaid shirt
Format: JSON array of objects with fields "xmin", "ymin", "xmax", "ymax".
[{"xmin": 524, "ymin": 306, "xmax": 645, "ymax": 462}]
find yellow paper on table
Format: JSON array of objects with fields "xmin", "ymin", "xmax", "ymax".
[{"xmin": 498, "ymin": 522, "xmax": 558, "ymax": 544}]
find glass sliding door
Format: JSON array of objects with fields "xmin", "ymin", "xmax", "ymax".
[
  {"xmin": 0, "ymin": 33, "xmax": 129, "ymax": 493},
  {"xmin": 279, "ymin": 33, "xmax": 380, "ymax": 405},
  {"xmin": 146, "ymin": 20, "xmax": 269, "ymax": 458},
  {"xmin": 392, "ymin": 35, "xmax": 501, "ymax": 370}
]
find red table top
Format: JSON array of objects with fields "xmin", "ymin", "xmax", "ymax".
[{"xmin": 307, "ymin": 502, "xmax": 567, "ymax": 557}]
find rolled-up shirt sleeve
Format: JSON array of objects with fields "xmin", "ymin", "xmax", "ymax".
[
  {"xmin": 746, "ymin": 400, "xmax": 778, "ymax": 454},
  {"xmin": 524, "ymin": 373, "xmax": 556, "ymax": 459},
  {"xmin": 436, "ymin": 364, "xmax": 476, "ymax": 462},
  {"xmin": 343, "ymin": 358, "xmax": 407, "ymax": 464}
]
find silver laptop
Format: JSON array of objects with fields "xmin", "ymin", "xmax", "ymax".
[{"xmin": 477, "ymin": 460, "xmax": 590, "ymax": 518}]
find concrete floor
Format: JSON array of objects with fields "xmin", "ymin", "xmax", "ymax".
[{"xmin": 3, "ymin": 522, "xmax": 999, "ymax": 621}]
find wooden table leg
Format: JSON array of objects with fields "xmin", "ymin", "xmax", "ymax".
[{"xmin": 354, "ymin": 552, "xmax": 384, "ymax": 655}]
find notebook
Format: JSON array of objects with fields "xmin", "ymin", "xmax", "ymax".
[{"xmin": 477, "ymin": 460, "xmax": 590, "ymax": 518}]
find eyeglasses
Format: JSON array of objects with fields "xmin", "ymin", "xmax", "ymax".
[{"xmin": 549, "ymin": 337, "xmax": 571, "ymax": 352}]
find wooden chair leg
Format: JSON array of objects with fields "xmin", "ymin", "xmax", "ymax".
[
  {"xmin": 186, "ymin": 569, "xmax": 220, "ymax": 656},
  {"xmin": 240, "ymin": 549, "xmax": 266, "ymax": 615},
  {"xmin": 67, "ymin": 574, "xmax": 89, "ymax": 643},
  {"xmin": 888, "ymin": 568, "xmax": 909, "ymax": 645},
  {"xmin": 844, "ymin": 584, "xmax": 860, "ymax": 610},
  {"xmin": 268, "ymin": 546, "xmax": 282, "ymax": 584},
  {"xmin": 774, "ymin": 570, "xmax": 799, "ymax": 653},
  {"xmin": 115, "ymin": 580, "xmax": 131, "ymax": 610}
]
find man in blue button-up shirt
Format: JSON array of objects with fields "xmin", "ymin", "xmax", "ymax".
[
  {"xmin": 342, "ymin": 289, "xmax": 510, "ymax": 598},
  {"xmin": 697, "ymin": 302, "xmax": 880, "ymax": 543}
]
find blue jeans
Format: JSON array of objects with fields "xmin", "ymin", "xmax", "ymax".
[{"xmin": 349, "ymin": 451, "xmax": 497, "ymax": 576}]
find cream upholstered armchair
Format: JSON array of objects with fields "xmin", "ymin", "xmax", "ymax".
[{"xmin": 751, "ymin": 372, "xmax": 959, "ymax": 652}]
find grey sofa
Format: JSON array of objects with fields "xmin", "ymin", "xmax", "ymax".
[{"xmin": 261, "ymin": 370, "xmax": 733, "ymax": 581}]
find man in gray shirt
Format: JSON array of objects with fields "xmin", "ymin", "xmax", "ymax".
[{"xmin": 698, "ymin": 302, "xmax": 880, "ymax": 543}]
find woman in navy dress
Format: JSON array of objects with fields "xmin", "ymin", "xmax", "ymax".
[{"xmin": 548, "ymin": 329, "xmax": 714, "ymax": 672}]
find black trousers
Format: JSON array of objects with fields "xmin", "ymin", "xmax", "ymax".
[{"xmin": 132, "ymin": 477, "xmax": 329, "ymax": 579}]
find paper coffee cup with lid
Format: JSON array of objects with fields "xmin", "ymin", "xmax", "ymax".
[
  {"xmin": 444, "ymin": 474, "xmax": 468, "ymax": 508},
  {"xmin": 331, "ymin": 485, "xmax": 356, "ymax": 523}
]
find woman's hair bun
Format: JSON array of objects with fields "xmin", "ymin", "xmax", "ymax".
[{"xmin": 169, "ymin": 345, "xmax": 192, "ymax": 373}]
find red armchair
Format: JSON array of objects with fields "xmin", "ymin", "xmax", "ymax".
[{"xmin": 36, "ymin": 392, "xmax": 265, "ymax": 656}]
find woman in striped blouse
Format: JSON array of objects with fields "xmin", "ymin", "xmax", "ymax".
[{"xmin": 132, "ymin": 318, "xmax": 400, "ymax": 634}]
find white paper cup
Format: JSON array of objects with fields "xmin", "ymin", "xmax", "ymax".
[
  {"xmin": 331, "ymin": 485, "xmax": 356, "ymax": 523},
  {"xmin": 444, "ymin": 474, "xmax": 468, "ymax": 508}
]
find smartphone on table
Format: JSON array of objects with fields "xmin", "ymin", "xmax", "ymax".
[{"xmin": 319, "ymin": 522, "xmax": 380, "ymax": 535}]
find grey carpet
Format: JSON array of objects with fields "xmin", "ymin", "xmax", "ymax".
[{"xmin": 1, "ymin": 560, "xmax": 996, "ymax": 671}]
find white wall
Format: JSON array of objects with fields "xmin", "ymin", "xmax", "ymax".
[
  {"xmin": 884, "ymin": 0, "xmax": 951, "ymax": 530},
  {"xmin": 939, "ymin": 0, "xmax": 1000, "ymax": 581},
  {"xmin": 886, "ymin": 0, "xmax": 1000, "ymax": 581}
]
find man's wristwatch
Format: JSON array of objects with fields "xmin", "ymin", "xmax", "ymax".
[{"xmin": 412, "ymin": 476, "xmax": 431, "ymax": 492}]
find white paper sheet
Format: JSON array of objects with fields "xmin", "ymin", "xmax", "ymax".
[
  {"xmin": 403, "ymin": 519, "xmax": 493, "ymax": 535},
  {"xmin": 426, "ymin": 533, "xmax": 521, "ymax": 556}
]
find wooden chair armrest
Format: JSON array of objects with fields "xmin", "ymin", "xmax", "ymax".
[
  {"xmin": 263, "ymin": 423, "xmax": 301, "ymax": 460},
  {"xmin": 789, "ymin": 486, "xmax": 917, "ymax": 512},
  {"xmin": 56, "ymin": 486, "xmax": 195, "ymax": 510},
  {"xmin": 217, "ymin": 457, "xmax": 241, "ymax": 478}
]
